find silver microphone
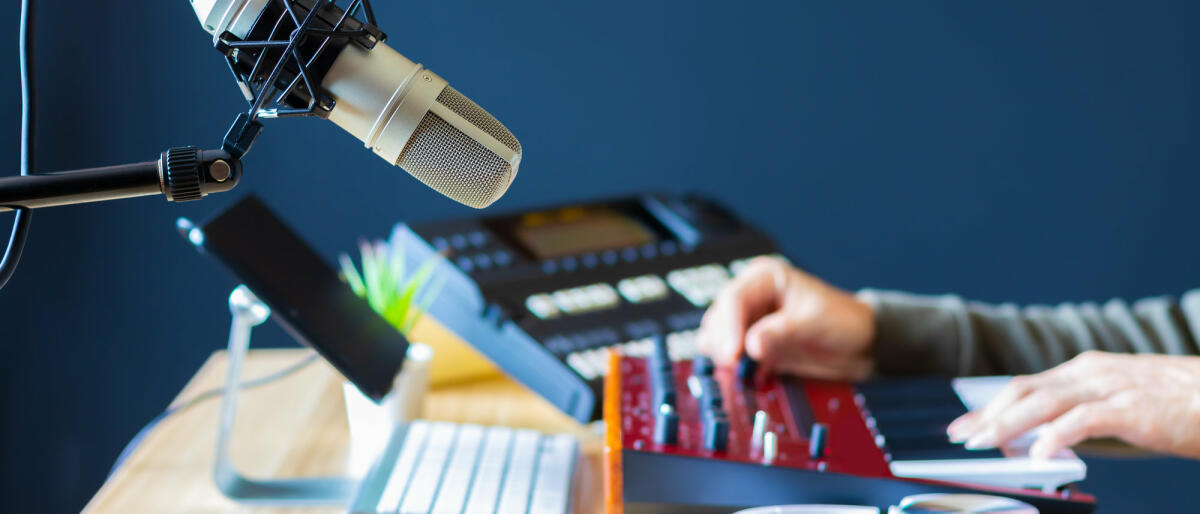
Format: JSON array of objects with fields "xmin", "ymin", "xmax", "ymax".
[{"xmin": 191, "ymin": 0, "xmax": 521, "ymax": 208}]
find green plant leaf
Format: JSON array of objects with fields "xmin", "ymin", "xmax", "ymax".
[
  {"xmin": 344, "ymin": 235, "xmax": 443, "ymax": 338},
  {"xmin": 338, "ymin": 253, "xmax": 366, "ymax": 298},
  {"xmin": 374, "ymin": 241, "xmax": 395, "ymax": 304},
  {"xmin": 387, "ymin": 239, "xmax": 406, "ymax": 299},
  {"xmin": 359, "ymin": 239, "xmax": 384, "ymax": 312}
]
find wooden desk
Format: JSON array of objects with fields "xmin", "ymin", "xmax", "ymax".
[{"xmin": 84, "ymin": 349, "xmax": 604, "ymax": 514}]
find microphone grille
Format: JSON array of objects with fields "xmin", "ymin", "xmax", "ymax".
[
  {"xmin": 396, "ymin": 87, "xmax": 522, "ymax": 209},
  {"xmin": 436, "ymin": 87, "xmax": 522, "ymax": 153}
]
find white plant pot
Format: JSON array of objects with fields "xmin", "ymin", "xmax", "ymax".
[{"xmin": 342, "ymin": 342, "xmax": 432, "ymax": 477}]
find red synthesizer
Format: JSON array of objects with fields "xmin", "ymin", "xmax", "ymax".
[{"xmin": 602, "ymin": 339, "xmax": 1096, "ymax": 513}]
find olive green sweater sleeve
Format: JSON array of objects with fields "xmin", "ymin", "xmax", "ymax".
[{"xmin": 856, "ymin": 289, "xmax": 1200, "ymax": 377}]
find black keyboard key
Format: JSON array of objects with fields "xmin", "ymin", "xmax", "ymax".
[
  {"xmin": 736, "ymin": 354, "xmax": 758, "ymax": 383},
  {"xmin": 889, "ymin": 445, "xmax": 1004, "ymax": 461}
]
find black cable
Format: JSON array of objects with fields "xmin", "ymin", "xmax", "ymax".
[
  {"xmin": 107, "ymin": 350, "xmax": 320, "ymax": 478},
  {"xmin": 0, "ymin": 0, "xmax": 36, "ymax": 290}
]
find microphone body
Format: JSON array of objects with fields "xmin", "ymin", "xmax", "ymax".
[{"xmin": 192, "ymin": 0, "xmax": 521, "ymax": 208}]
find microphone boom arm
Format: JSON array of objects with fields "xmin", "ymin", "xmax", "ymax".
[
  {"xmin": 0, "ymin": 0, "xmax": 388, "ymax": 213},
  {"xmin": 0, "ymin": 147, "xmax": 242, "ymax": 212}
]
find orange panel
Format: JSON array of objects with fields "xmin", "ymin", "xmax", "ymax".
[{"xmin": 602, "ymin": 350, "xmax": 624, "ymax": 514}]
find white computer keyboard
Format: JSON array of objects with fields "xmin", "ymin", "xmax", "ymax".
[{"xmin": 349, "ymin": 420, "xmax": 579, "ymax": 514}]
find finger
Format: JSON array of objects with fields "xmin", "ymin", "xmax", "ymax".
[
  {"xmin": 744, "ymin": 311, "xmax": 803, "ymax": 377},
  {"xmin": 947, "ymin": 412, "xmax": 981, "ymax": 443},
  {"xmin": 745, "ymin": 311, "xmax": 867, "ymax": 381},
  {"xmin": 962, "ymin": 353, "xmax": 1118, "ymax": 445},
  {"xmin": 698, "ymin": 261, "xmax": 784, "ymax": 365},
  {"xmin": 970, "ymin": 375, "xmax": 1042, "ymax": 427},
  {"xmin": 950, "ymin": 374, "xmax": 1054, "ymax": 445},
  {"xmin": 965, "ymin": 385, "xmax": 1089, "ymax": 450},
  {"xmin": 1028, "ymin": 400, "xmax": 1129, "ymax": 460}
]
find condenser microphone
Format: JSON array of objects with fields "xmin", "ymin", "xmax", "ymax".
[{"xmin": 191, "ymin": 0, "xmax": 522, "ymax": 208}]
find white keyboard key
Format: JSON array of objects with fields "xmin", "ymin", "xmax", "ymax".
[
  {"xmin": 431, "ymin": 424, "xmax": 486, "ymax": 514},
  {"xmin": 584, "ymin": 349, "xmax": 609, "ymax": 377},
  {"xmin": 464, "ymin": 426, "xmax": 515, "ymax": 514},
  {"xmin": 400, "ymin": 421, "xmax": 458, "ymax": 513},
  {"xmin": 631, "ymin": 338, "xmax": 654, "ymax": 357},
  {"xmin": 683, "ymin": 331, "xmax": 699, "ymax": 358},
  {"xmin": 587, "ymin": 284, "xmax": 619, "ymax": 310},
  {"xmin": 551, "ymin": 290, "xmax": 580, "ymax": 315},
  {"xmin": 677, "ymin": 289, "xmax": 706, "ymax": 308},
  {"xmin": 667, "ymin": 264, "xmax": 730, "ymax": 307},
  {"xmin": 496, "ymin": 430, "xmax": 542, "ymax": 514},
  {"xmin": 568, "ymin": 287, "xmax": 593, "ymax": 311},
  {"xmin": 667, "ymin": 339, "xmax": 683, "ymax": 360},
  {"xmin": 617, "ymin": 278, "xmax": 644, "ymax": 303},
  {"xmin": 729, "ymin": 258, "xmax": 750, "ymax": 276},
  {"xmin": 618, "ymin": 342, "xmax": 635, "ymax": 357},
  {"xmin": 666, "ymin": 332, "xmax": 683, "ymax": 360},
  {"xmin": 666, "ymin": 330, "xmax": 699, "ymax": 361},
  {"xmin": 666, "ymin": 269, "xmax": 689, "ymax": 292},
  {"xmin": 618, "ymin": 275, "xmax": 668, "ymax": 304},
  {"xmin": 376, "ymin": 421, "xmax": 430, "ymax": 513},
  {"xmin": 525, "ymin": 294, "xmax": 560, "ymax": 320},
  {"xmin": 620, "ymin": 341, "xmax": 638, "ymax": 358},
  {"xmin": 529, "ymin": 434, "xmax": 579, "ymax": 514},
  {"xmin": 730, "ymin": 254, "xmax": 789, "ymax": 276},
  {"xmin": 637, "ymin": 275, "xmax": 669, "ymax": 301},
  {"xmin": 566, "ymin": 352, "xmax": 597, "ymax": 380}
]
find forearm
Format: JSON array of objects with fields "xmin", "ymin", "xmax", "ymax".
[{"xmin": 858, "ymin": 289, "xmax": 1200, "ymax": 377}]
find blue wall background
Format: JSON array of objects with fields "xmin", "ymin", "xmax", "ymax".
[{"xmin": 1, "ymin": 1, "xmax": 1198, "ymax": 512}]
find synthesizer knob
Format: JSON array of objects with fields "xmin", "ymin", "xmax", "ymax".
[
  {"xmin": 751, "ymin": 410, "xmax": 769, "ymax": 450},
  {"xmin": 651, "ymin": 363, "xmax": 677, "ymax": 408},
  {"xmin": 809, "ymin": 422, "xmax": 829, "ymax": 461},
  {"xmin": 654, "ymin": 404, "xmax": 680, "ymax": 445},
  {"xmin": 703, "ymin": 392, "xmax": 724, "ymax": 411},
  {"xmin": 654, "ymin": 387, "xmax": 677, "ymax": 408},
  {"xmin": 762, "ymin": 431, "xmax": 778, "ymax": 465},
  {"xmin": 651, "ymin": 362, "xmax": 674, "ymax": 386},
  {"xmin": 736, "ymin": 354, "xmax": 758, "ymax": 383},
  {"xmin": 706, "ymin": 406, "xmax": 727, "ymax": 424},
  {"xmin": 700, "ymin": 377, "xmax": 723, "ymax": 410},
  {"xmin": 687, "ymin": 375, "xmax": 703, "ymax": 398},
  {"xmin": 704, "ymin": 413, "xmax": 730, "ymax": 452},
  {"xmin": 651, "ymin": 335, "xmax": 671, "ymax": 366},
  {"xmin": 692, "ymin": 356, "xmax": 715, "ymax": 377}
]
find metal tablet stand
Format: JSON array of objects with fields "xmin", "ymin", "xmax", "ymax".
[{"xmin": 213, "ymin": 285, "xmax": 357, "ymax": 506}]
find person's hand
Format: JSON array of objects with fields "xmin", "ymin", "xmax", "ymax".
[
  {"xmin": 696, "ymin": 256, "xmax": 876, "ymax": 381},
  {"xmin": 947, "ymin": 351, "xmax": 1200, "ymax": 460}
]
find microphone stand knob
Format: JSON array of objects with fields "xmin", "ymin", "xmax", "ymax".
[{"xmin": 161, "ymin": 147, "xmax": 203, "ymax": 202}]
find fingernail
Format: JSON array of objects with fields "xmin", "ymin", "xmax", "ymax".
[
  {"xmin": 1029, "ymin": 439, "xmax": 1052, "ymax": 461},
  {"xmin": 964, "ymin": 428, "xmax": 997, "ymax": 450},
  {"xmin": 947, "ymin": 427, "xmax": 969, "ymax": 443},
  {"xmin": 946, "ymin": 419, "xmax": 976, "ymax": 442}
]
